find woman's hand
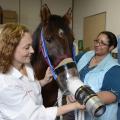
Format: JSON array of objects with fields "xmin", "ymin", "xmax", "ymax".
[
  {"xmin": 57, "ymin": 101, "xmax": 85, "ymax": 116},
  {"xmin": 66, "ymin": 95, "xmax": 85, "ymax": 109},
  {"xmin": 75, "ymin": 102, "xmax": 86, "ymax": 110},
  {"xmin": 44, "ymin": 67, "xmax": 53, "ymax": 83},
  {"xmin": 39, "ymin": 67, "xmax": 53, "ymax": 87}
]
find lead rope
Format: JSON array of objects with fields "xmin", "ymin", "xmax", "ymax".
[
  {"xmin": 75, "ymin": 110, "xmax": 84, "ymax": 120},
  {"xmin": 58, "ymin": 89, "xmax": 63, "ymax": 120}
]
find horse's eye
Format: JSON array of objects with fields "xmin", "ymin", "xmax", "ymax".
[{"xmin": 58, "ymin": 29, "xmax": 64, "ymax": 38}]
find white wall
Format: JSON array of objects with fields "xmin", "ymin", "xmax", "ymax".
[
  {"xmin": 20, "ymin": 0, "xmax": 41, "ymax": 32},
  {"xmin": 0, "ymin": 0, "xmax": 41, "ymax": 32},
  {"xmin": 0, "ymin": 0, "xmax": 19, "ymax": 12},
  {"xmin": 42, "ymin": 0, "xmax": 72, "ymax": 15},
  {"xmin": 1, "ymin": 0, "xmax": 120, "ymax": 40},
  {"xmin": 0, "ymin": 0, "xmax": 72, "ymax": 32},
  {"xmin": 73, "ymin": 0, "xmax": 120, "ymax": 41}
]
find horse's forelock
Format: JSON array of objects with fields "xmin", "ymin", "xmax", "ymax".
[
  {"xmin": 47, "ymin": 15, "xmax": 71, "ymax": 33},
  {"xmin": 45, "ymin": 15, "xmax": 74, "ymax": 45}
]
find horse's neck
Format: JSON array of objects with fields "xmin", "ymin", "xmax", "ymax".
[{"xmin": 55, "ymin": 58, "xmax": 73, "ymax": 69}]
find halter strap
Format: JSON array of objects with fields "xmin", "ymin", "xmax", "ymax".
[{"xmin": 40, "ymin": 28, "xmax": 57, "ymax": 80}]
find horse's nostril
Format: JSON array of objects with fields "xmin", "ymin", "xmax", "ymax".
[
  {"xmin": 46, "ymin": 36, "xmax": 54, "ymax": 43},
  {"xmin": 46, "ymin": 38, "xmax": 52, "ymax": 43}
]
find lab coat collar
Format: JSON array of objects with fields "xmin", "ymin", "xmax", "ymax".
[{"xmin": 8, "ymin": 64, "xmax": 35, "ymax": 81}]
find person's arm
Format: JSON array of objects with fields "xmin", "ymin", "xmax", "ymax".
[
  {"xmin": 97, "ymin": 91, "xmax": 116, "ymax": 104},
  {"xmin": 39, "ymin": 67, "xmax": 53, "ymax": 87},
  {"xmin": 0, "ymin": 81, "xmax": 85, "ymax": 120},
  {"xmin": 57, "ymin": 102, "xmax": 85, "ymax": 116},
  {"xmin": 99, "ymin": 65, "xmax": 120, "ymax": 104}
]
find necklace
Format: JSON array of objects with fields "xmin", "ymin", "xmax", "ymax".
[
  {"xmin": 93, "ymin": 56, "xmax": 104, "ymax": 64},
  {"xmin": 89, "ymin": 56, "xmax": 101, "ymax": 68}
]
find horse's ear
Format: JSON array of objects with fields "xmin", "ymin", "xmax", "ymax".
[
  {"xmin": 63, "ymin": 8, "xmax": 72, "ymax": 25},
  {"xmin": 40, "ymin": 4, "xmax": 51, "ymax": 25}
]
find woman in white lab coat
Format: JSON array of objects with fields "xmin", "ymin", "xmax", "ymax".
[{"xmin": 0, "ymin": 23, "xmax": 85, "ymax": 120}]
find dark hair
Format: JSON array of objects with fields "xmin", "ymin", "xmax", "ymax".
[{"xmin": 99, "ymin": 31, "xmax": 117, "ymax": 48}]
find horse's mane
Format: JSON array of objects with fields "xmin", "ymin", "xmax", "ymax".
[{"xmin": 31, "ymin": 24, "xmax": 46, "ymax": 79}]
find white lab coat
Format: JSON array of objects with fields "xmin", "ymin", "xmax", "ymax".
[{"xmin": 0, "ymin": 64, "xmax": 57, "ymax": 120}]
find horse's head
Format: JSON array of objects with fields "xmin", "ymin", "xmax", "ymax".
[{"xmin": 40, "ymin": 4, "xmax": 74, "ymax": 68}]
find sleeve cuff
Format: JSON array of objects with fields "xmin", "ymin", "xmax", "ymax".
[{"xmin": 45, "ymin": 106, "xmax": 57, "ymax": 120}]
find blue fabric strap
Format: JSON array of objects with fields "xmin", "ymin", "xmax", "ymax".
[{"xmin": 40, "ymin": 29, "xmax": 57, "ymax": 80}]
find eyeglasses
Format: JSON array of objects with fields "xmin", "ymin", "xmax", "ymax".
[{"xmin": 94, "ymin": 39, "xmax": 109, "ymax": 46}]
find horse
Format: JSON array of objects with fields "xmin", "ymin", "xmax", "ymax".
[{"xmin": 31, "ymin": 4, "xmax": 74, "ymax": 108}]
